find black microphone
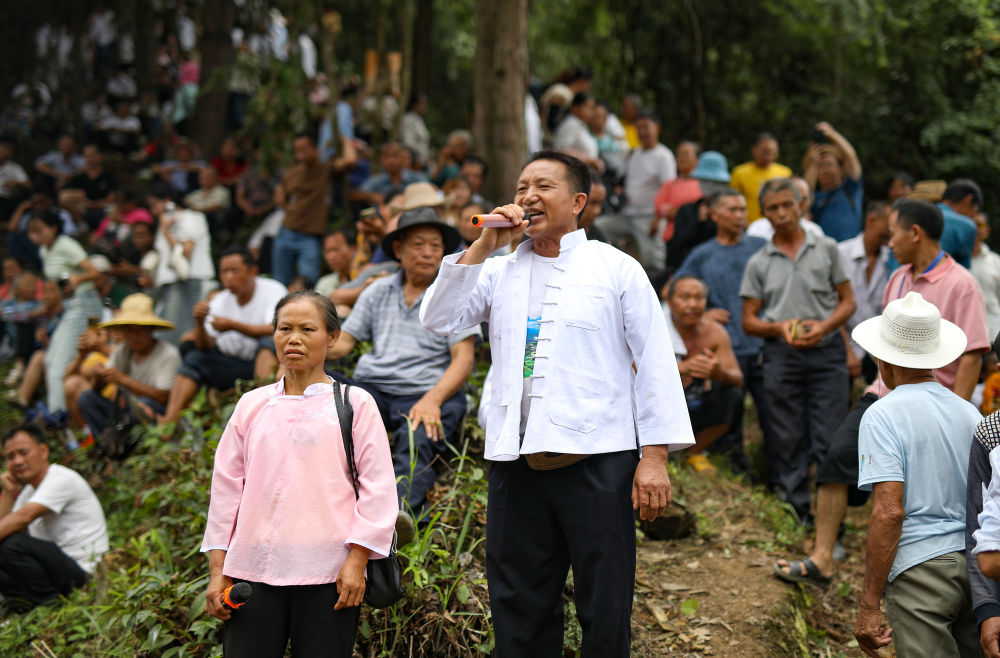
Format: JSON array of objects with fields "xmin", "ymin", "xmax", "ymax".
[{"xmin": 222, "ymin": 582, "xmax": 253, "ymax": 610}]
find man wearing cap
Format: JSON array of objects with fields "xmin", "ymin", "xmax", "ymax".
[
  {"xmin": 851, "ymin": 292, "xmax": 981, "ymax": 658},
  {"xmin": 776, "ymin": 198, "xmax": 989, "ymax": 589},
  {"xmin": 328, "ymin": 207, "xmax": 477, "ymax": 521},
  {"xmin": 420, "ymin": 151, "xmax": 694, "ymax": 656},
  {"xmin": 74, "ymin": 294, "xmax": 180, "ymax": 436}
]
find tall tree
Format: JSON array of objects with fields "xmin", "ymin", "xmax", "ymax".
[
  {"xmin": 191, "ymin": 0, "xmax": 236, "ymax": 158},
  {"xmin": 472, "ymin": 0, "xmax": 527, "ymax": 204}
]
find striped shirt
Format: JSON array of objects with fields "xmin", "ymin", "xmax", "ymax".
[{"xmin": 343, "ymin": 271, "xmax": 479, "ymax": 396}]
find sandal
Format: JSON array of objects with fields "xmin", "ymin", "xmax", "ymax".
[
  {"xmin": 686, "ymin": 454, "xmax": 716, "ymax": 473},
  {"xmin": 773, "ymin": 557, "xmax": 832, "ymax": 586}
]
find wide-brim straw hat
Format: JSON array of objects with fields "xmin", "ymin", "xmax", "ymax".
[
  {"xmin": 99, "ymin": 293, "xmax": 175, "ymax": 330},
  {"xmin": 851, "ymin": 291, "xmax": 966, "ymax": 369},
  {"xmin": 400, "ymin": 182, "xmax": 445, "ymax": 211},
  {"xmin": 906, "ymin": 180, "xmax": 947, "ymax": 203},
  {"xmin": 381, "ymin": 206, "xmax": 461, "ymax": 261}
]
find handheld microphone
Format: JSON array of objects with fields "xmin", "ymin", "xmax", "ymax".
[
  {"xmin": 470, "ymin": 212, "xmax": 534, "ymax": 229},
  {"xmin": 222, "ymin": 582, "xmax": 253, "ymax": 610}
]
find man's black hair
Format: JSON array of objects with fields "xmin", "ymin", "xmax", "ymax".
[
  {"xmin": 522, "ymin": 150, "xmax": 591, "ymax": 220},
  {"xmin": 220, "ymin": 244, "xmax": 257, "ymax": 268},
  {"xmin": 891, "ymin": 198, "xmax": 944, "ymax": 241},
  {"xmin": 342, "ymin": 83, "xmax": 359, "ymax": 99},
  {"xmin": 708, "ymin": 187, "xmax": 743, "ymax": 208},
  {"xmin": 865, "ymin": 200, "xmax": 891, "ymax": 217},
  {"xmin": 636, "ymin": 110, "xmax": 661, "ymax": 126},
  {"xmin": 890, "ymin": 171, "xmax": 914, "ymax": 188},
  {"xmin": 325, "ymin": 226, "xmax": 357, "ymax": 244},
  {"xmin": 293, "ymin": 130, "xmax": 317, "ymax": 146},
  {"xmin": 0, "ymin": 134, "xmax": 17, "ymax": 148},
  {"xmin": 571, "ymin": 92, "xmax": 591, "ymax": 108},
  {"xmin": 667, "ymin": 275, "xmax": 708, "ymax": 299},
  {"xmin": 754, "ymin": 132, "xmax": 777, "ymax": 146},
  {"xmin": 2, "ymin": 424, "xmax": 46, "ymax": 448},
  {"xmin": 462, "ymin": 156, "xmax": 488, "ymax": 179},
  {"xmin": 943, "ymin": 178, "xmax": 983, "ymax": 210},
  {"xmin": 678, "ymin": 140, "xmax": 702, "ymax": 156}
]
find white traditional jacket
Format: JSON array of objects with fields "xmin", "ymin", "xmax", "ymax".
[{"xmin": 420, "ymin": 229, "xmax": 694, "ymax": 461}]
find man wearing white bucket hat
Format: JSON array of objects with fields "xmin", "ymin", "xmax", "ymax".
[{"xmin": 851, "ymin": 292, "xmax": 982, "ymax": 658}]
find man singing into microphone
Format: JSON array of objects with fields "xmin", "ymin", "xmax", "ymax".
[{"xmin": 420, "ymin": 151, "xmax": 694, "ymax": 656}]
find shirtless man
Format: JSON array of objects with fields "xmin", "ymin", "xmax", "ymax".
[{"xmin": 666, "ymin": 275, "xmax": 744, "ymax": 472}]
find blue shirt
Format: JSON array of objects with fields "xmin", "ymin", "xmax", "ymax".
[
  {"xmin": 359, "ymin": 170, "xmax": 428, "ymax": 197},
  {"xmin": 812, "ymin": 176, "xmax": 863, "ymax": 242},
  {"xmin": 938, "ymin": 202, "xmax": 977, "ymax": 269},
  {"xmin": 675, "ymin": 236, "xmax": 766, "ymax": 357},
  {"xmin": 858, "ymin": 381, "xmax": 981, "ymax": 581}
]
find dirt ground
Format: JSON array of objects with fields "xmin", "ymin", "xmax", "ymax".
[{"xmin": 628, "ymin": 464, "xmax": 876, "ymax": 658}]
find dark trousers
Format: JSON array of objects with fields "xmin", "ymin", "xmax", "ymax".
[
  {"xmin": 486, "ymin": 451, "xmax": 639, "ymax": 658},
  {"xmin": 762, "ymin": 334, "xmax": 849, "ymax": 521},
  {"xmin": 223, "ymin": 581, "xmax": 359, "ymax": 658},
  {"xmin": 816, "ymin": 392, "xmax": 879, "ymax": 506},
  {"xmin": 328, "ymin": 372, "xmax": 466, "ymax": 519},
  {"xmin": 177, "ymin": 348, "xmax": 255, "ymax": 391},
  {"xmin": 0, "ymin": 533, "xmax": 88, "ymax": 609},
  {"xmin": 78, "ymin": 389, "xmax": 165, "ymax": 435},
  {"xmin": 725, "ymin": 352, "xmax": 779, "ymax": 482}
]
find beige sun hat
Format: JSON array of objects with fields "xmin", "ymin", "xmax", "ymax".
[
  {"xmin": 399, "ymin": 182, "xmax": 444, "ymax": 211},
  {"xmin": 906, "ymin": 180, "xmax": 947, "ymax": 203},
  {"xmin": 99, "ymin": 293, "xmax": 175, "ymax": 330},
  {"xmin": 851, "ymin": 291, "xmax": 966, "ymax": 369}
]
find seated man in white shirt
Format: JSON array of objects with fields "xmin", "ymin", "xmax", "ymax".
[
  {"xmin": 0, "ymin": 425, "xmax": 108, "ymax": 611},
  {"xmin": 149, "ymin": 246, "xmax": 287, "ymax": 424}
]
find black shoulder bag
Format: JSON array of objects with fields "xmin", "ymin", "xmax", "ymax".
[{"xmin": 333, "ymin": 381, "xmax": 404, "ymax": 608}]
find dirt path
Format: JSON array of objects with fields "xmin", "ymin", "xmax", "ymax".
[{"xmin": 628, "ymin": 466, "xmax": 873, "ymax": 657}]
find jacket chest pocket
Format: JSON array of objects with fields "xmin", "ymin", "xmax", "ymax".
[{"xmin": 561, "ymin": 284, "xmax": 610, "ymax": 331}]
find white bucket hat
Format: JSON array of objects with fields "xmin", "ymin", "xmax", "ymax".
[{"xmin": 851, "ymin": 291, "xmax": 966, "ymax": 369}]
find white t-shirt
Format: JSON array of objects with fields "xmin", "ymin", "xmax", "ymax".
[
  {"xmin": 14, "ymin": 464, "xmax": 109, "ymax": 573},
  {"xmin": 520, "ymin": 252, "xmax": 558, "ymax": 436},
  {"xmin": 553, "ymin": 114, "xmax": 599, "ymax": 160},
  {"xmin": 154, "ymin": 209, "xmax": 215, "ymax": 285},
  {"xmin": 0, "ymin": 160, "xmax": 29, "ymax": 199},
  {"xmin": 623, "ymin": 144, "xmax": 676, "ymax": 217},
  {"xmin": 207, "ymin": 277, "xmax": 288, "ymax": 360}
]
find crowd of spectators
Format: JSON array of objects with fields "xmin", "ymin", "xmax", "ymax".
[{"xmin": 4, "ymin": 10, "xmax": 1000, "ymax": 655}]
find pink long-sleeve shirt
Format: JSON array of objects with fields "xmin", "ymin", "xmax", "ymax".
[{"xmin": 201, "ymin": 379, "xmax": 398, "ymax": 586}]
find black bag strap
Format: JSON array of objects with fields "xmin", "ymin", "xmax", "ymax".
[{"xmin": 333, "ymin": 381, "xmax": 361, "ymax": 499}]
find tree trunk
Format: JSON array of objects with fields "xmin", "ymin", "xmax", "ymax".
[
  {"xmin": 412, "ymin": 0, "xmax": 434, "ymax": 99},
  {"xmin": 191, "ymin": 0, "xmax": 235, "ymax": 158},
  {"xmin": 131, "ymin": 1, "xmax": 156, "ymax": 95},
  {"xmin": 473, "ymin": 0, "xmax": 527, "ymax": 205}
]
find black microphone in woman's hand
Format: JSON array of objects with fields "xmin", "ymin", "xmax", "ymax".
[{"xmin": 222, "ymin": 582, "xmax": 253, "ymax": 610}]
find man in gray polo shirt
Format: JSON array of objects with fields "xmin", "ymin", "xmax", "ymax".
[
  {"xmin": 329, "ymin": 207, "xmax": 478, "ymax": 520},
  {"xmin": 740, "ymin": 177, "xmax": 856, "ymax": 523}
]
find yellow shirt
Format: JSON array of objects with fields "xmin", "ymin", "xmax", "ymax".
[
  {"xmin": 729, "ymin": 161, "xmax": 793, "ymax": 222},
  {"xmin": 622, "ymin": 121, "xmax": 640, "ymax": 150}
]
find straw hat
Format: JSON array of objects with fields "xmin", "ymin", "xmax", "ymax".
[
  {"xmin": 851, "ymin": 291, "xmax": 966, "ymax": 369},
  {"xmin": 906, "ymin": 180, "xmax": 947, "ymax": 203},
  {"xmin": 399, "ymin": 182, "xmax": 444, "ymax": 211},
  {"xmin": 99, "ymin": 293, "xmax": 175, "ymax": 330}
]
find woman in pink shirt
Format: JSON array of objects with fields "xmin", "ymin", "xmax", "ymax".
[{"xmin": 202, "ymin": 291, "xmax": 397, "ymax": 657}]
